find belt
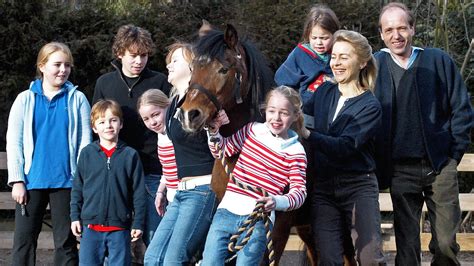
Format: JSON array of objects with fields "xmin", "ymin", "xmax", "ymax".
[{"xmin": 177, "ymin": 176, "xmax": 212, "ymax": 190}]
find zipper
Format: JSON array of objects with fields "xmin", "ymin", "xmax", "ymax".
[
  {"xmin": 112, "ymin": 61, "xmax": 139, "ymax": 98},
  {"xmin": 107, "ymin": 157, "xmax": 110, "ymax": 170}
]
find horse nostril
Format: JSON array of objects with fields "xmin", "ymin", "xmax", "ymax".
[{"xmin": 188, "ymin": 109, "xmax": 201, "ymax": 121}]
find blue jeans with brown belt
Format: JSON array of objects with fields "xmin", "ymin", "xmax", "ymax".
[{"xmin": 390, "ymin": 158, "xmax": 461, "ymax": 266}]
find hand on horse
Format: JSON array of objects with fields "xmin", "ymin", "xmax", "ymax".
[
  {"xmin": 257, "ymin": 196, "xmax": 276, "ymax": 212},
  {"xmin": 209, "ymin": 110, "xmax": 230, "ymax": 134},
  {"xmin": 301, "ymin": 127, "xmax": 311, "ymax": 139}
]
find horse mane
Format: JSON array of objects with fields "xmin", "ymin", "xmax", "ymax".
[{"xmin": 193, "ymin": 29, "xmax": 275, "ymax": 121}]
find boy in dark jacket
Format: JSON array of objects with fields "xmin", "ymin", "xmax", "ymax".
[
  {"xmin": 71, "ymin": 99, "xmax": 145, "ymax": 265},
  {"xmin": 92, "ymin": 24, "xmax": 171, "ymax": 246}
]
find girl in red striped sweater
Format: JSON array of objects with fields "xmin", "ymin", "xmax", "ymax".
[
  {"xmin": 201, "ymin": 85, "xmax": 307, "ymax": 265},
  {"xmin": 138, "ymin": 89, "xmax": 178, "ymax": 216}
]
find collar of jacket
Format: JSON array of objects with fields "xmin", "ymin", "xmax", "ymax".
[
  {"xmin": 91, "ymin": 139, "xmax": 127, "ymax": 152},
  {"xmin": 110, "ymin": 59, "xmax": 154, "ymax": 80}
]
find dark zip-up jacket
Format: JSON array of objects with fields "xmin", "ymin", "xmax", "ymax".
[
  {"xmin": 304, "ymin": 83, "xmax": 382, "ymax": 179},
  {"xmin": 92, "ymin": 60, "xmax": 171, "ymax": 175},
  {"xmin": 70, "ymin": 140, "xmax": 146, "ymax": 230},
  {"xmin": 374, "ymin": 49, "xmax": 472, "ymax": 189}
]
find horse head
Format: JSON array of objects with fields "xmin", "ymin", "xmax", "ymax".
[{"xmin": 179, "ymin": 24, "xmax": 250, "ymax": 133}]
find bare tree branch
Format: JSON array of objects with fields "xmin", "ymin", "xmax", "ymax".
[{"xmin": 460, "ymin": 38, "xmax": 474, "ymax": 81}]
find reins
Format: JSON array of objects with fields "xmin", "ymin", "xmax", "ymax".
[{"xmin": 208, "ymin": 135, "xmax": 275, "ymax": 265}]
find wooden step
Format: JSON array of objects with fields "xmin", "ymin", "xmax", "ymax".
[
  {"xmin": 0, "ymin": 192, "xmax": 49, "ymax": 210},
  {"xmin": 286, "ymin": 233, "xmax": 474, "ymax": 252},
  {"xmin": 378, "ymin": 193, "xmax": 474, "ymax": 212},
  {"xmin": 0, "ymin": 231, "xmax": 54, "ymax": 249}
]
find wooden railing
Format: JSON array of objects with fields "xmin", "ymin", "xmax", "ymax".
[
  {"xmin": 1, "ymin": 151, "xmax": 473, "ymax": 251},
  {"xmin": 0, "ymin": 152, "xmax": 53, "ymax": 249},
  {"xmin": 284, "ymin": 153, "xmax": 474, "ymax": 252}
]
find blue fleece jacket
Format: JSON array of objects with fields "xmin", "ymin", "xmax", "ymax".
[
  {"xmin": 374, "ymin": 48, "xmax": 473, "ymax": 189},
  {"xmin": 26, "ymin": 80, "xmax": 71, "ymax": 189}
]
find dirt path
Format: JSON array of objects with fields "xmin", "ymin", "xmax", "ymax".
[{"xmin": 1, "ymin": 249, "xmax": 474, "ymax": 265}]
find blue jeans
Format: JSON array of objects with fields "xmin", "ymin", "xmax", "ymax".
[
  {"xmin": 311, "ymin": 173, "xmax": 385, "ymax": 266},
  {"xmin": 143, "ymin": 174, "xmax": 162, "ymax": 246},
  {"xmin": 144, "ymin": 184, "xmax": 217, "ymax": 265},
  {"xmin": 201, "ymin": 208, "xmax": 269, "ymax": 266},
  {"xmin": 391, "ymin": 158, "xmax": 461, "ymax": 266},
  {"xmin": 79, "ymin": 227, "xmax": 131, "ymax": 265}
]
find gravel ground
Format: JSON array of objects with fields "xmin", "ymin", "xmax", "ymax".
[{"xmin": 1, "ymin": 249, "xmax": 474, "ymax": 266}]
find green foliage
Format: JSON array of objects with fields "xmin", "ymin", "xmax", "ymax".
[{"xmin": 0, "ymin": 0, "xmax": 472, "ymax": 152}]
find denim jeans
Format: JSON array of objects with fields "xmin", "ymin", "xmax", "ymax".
[
  {"xmin": 144, "ymin": 184, "xmax": 217, "ymax": 265},
  {"xmin": 12, "ymin": 189, "xmax": 78, "ymax": 266},
  {"xmin": 311, "ymin": 173, "xmax": 385, "ymax": 266},
  {"xmin": 79, "ymin": 227, "xmax": 131, "ymax": 265},
  {"xmin": 201, "ymin": 208, "xmax": 269, "ymax": 266},
  {"xmin": 391, "ymin": 158, "xmax": 461, "ymax": 266},
  {"xmin": 143, "ymin": 174, "xmax": 163, "ymax": 246}
]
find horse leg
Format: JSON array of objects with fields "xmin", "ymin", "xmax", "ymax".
[
  {"xmin": 260, "ymin": 211, "xmax": 294, "ymax": 266},
  {"xmin": 211, "ymin": 158, "xmax": 235, "ymax": 201},
  {"xmin": 295, "ymin": 224, "xmax": 317, "ymax": 266},
  {"xmin": 342, "ymin": 234, "xmax": 357, "ymax": 266},
  {"xmin": 295, "ymin": 225, "xmax": 356, "ymax": 266}
]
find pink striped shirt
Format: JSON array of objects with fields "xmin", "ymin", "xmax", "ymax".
[
  {"xmin": 209, "ymin": 122, "xmax": 307, "ymax": 211},
  {"xmin": 157, "ymin": 133, "xmax": 179, "ymax": 190}
]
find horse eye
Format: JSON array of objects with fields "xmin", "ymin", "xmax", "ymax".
[{"xmin": 218, "ymin": 67, "xmax": 229, "ymax": 74}]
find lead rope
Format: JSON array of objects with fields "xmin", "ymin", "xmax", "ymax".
[{"xmin": 208, "ymin": 131, "xmax": 274, "ymax": 265}]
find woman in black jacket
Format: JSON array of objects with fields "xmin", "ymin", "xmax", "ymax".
[{"xmin": 302, "ymin": 30, "xmax": 385, "ymax": 266}]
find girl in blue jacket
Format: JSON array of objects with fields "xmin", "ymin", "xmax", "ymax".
[
  {"xmin": 7, "ymin": 42, "xmax": 91, "ymax": 265},
  {"xmin": 275, "ymin": 4, "xmax": 340, "ymax": 128}
]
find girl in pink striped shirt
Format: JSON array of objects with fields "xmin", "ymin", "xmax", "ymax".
[
  {"xmin": 201, "ymin": 85, "xmax": 307, "ymax": 265},
  {"xmin": 138, "ymin": 89, "xmax": 178, "ymax": 216}
]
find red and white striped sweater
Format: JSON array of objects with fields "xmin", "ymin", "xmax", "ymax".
[
  {"xmin": 157, "ymin": 132, "xmax": 178, "ymax": 201},
  {"xmin": 209, "ymin": 122, "xmax": 307, "ymax": 212}
]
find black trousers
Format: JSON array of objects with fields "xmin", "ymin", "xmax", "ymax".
[
  {"xmin": 311, "ymin": 173, "xmax": 385, "ymax": 266},
  {"xmin": 12, "ymin": 188, "xmax": 78, "ymax": 266},
  {"xmin": 391, "ymin": 158, "xmax": 461, "ymax": 266}
]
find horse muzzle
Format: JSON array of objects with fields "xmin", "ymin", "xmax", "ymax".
[{"xmin": 180, "ymin": 107, "xmax": 208, "ymax": 133}]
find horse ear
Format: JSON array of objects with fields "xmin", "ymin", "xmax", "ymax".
[
  {"xmin": 199, "ymin": 19, "xmax": 213, "ymax": 37},
  {"xmin": 224, "ymin": 24, "xmax": 239, "ymax": 51}
]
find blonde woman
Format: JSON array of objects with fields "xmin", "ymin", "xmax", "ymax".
[{"xmin": 303, "ymin": 30, "xmax": 385, "ymax": 265}]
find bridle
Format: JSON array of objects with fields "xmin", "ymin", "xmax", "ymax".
[
  {"xmin": 188, "ymin": 82, "xmax": 222, "ymax": 111},
  {"xmin": 187, "ymin": 53, "xmax": 244, "ymax": 113}
]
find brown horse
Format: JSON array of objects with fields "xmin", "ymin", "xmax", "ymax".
[{"xmin": 177, "ymin": 23, "xmax": 321, "ymax": 265}]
